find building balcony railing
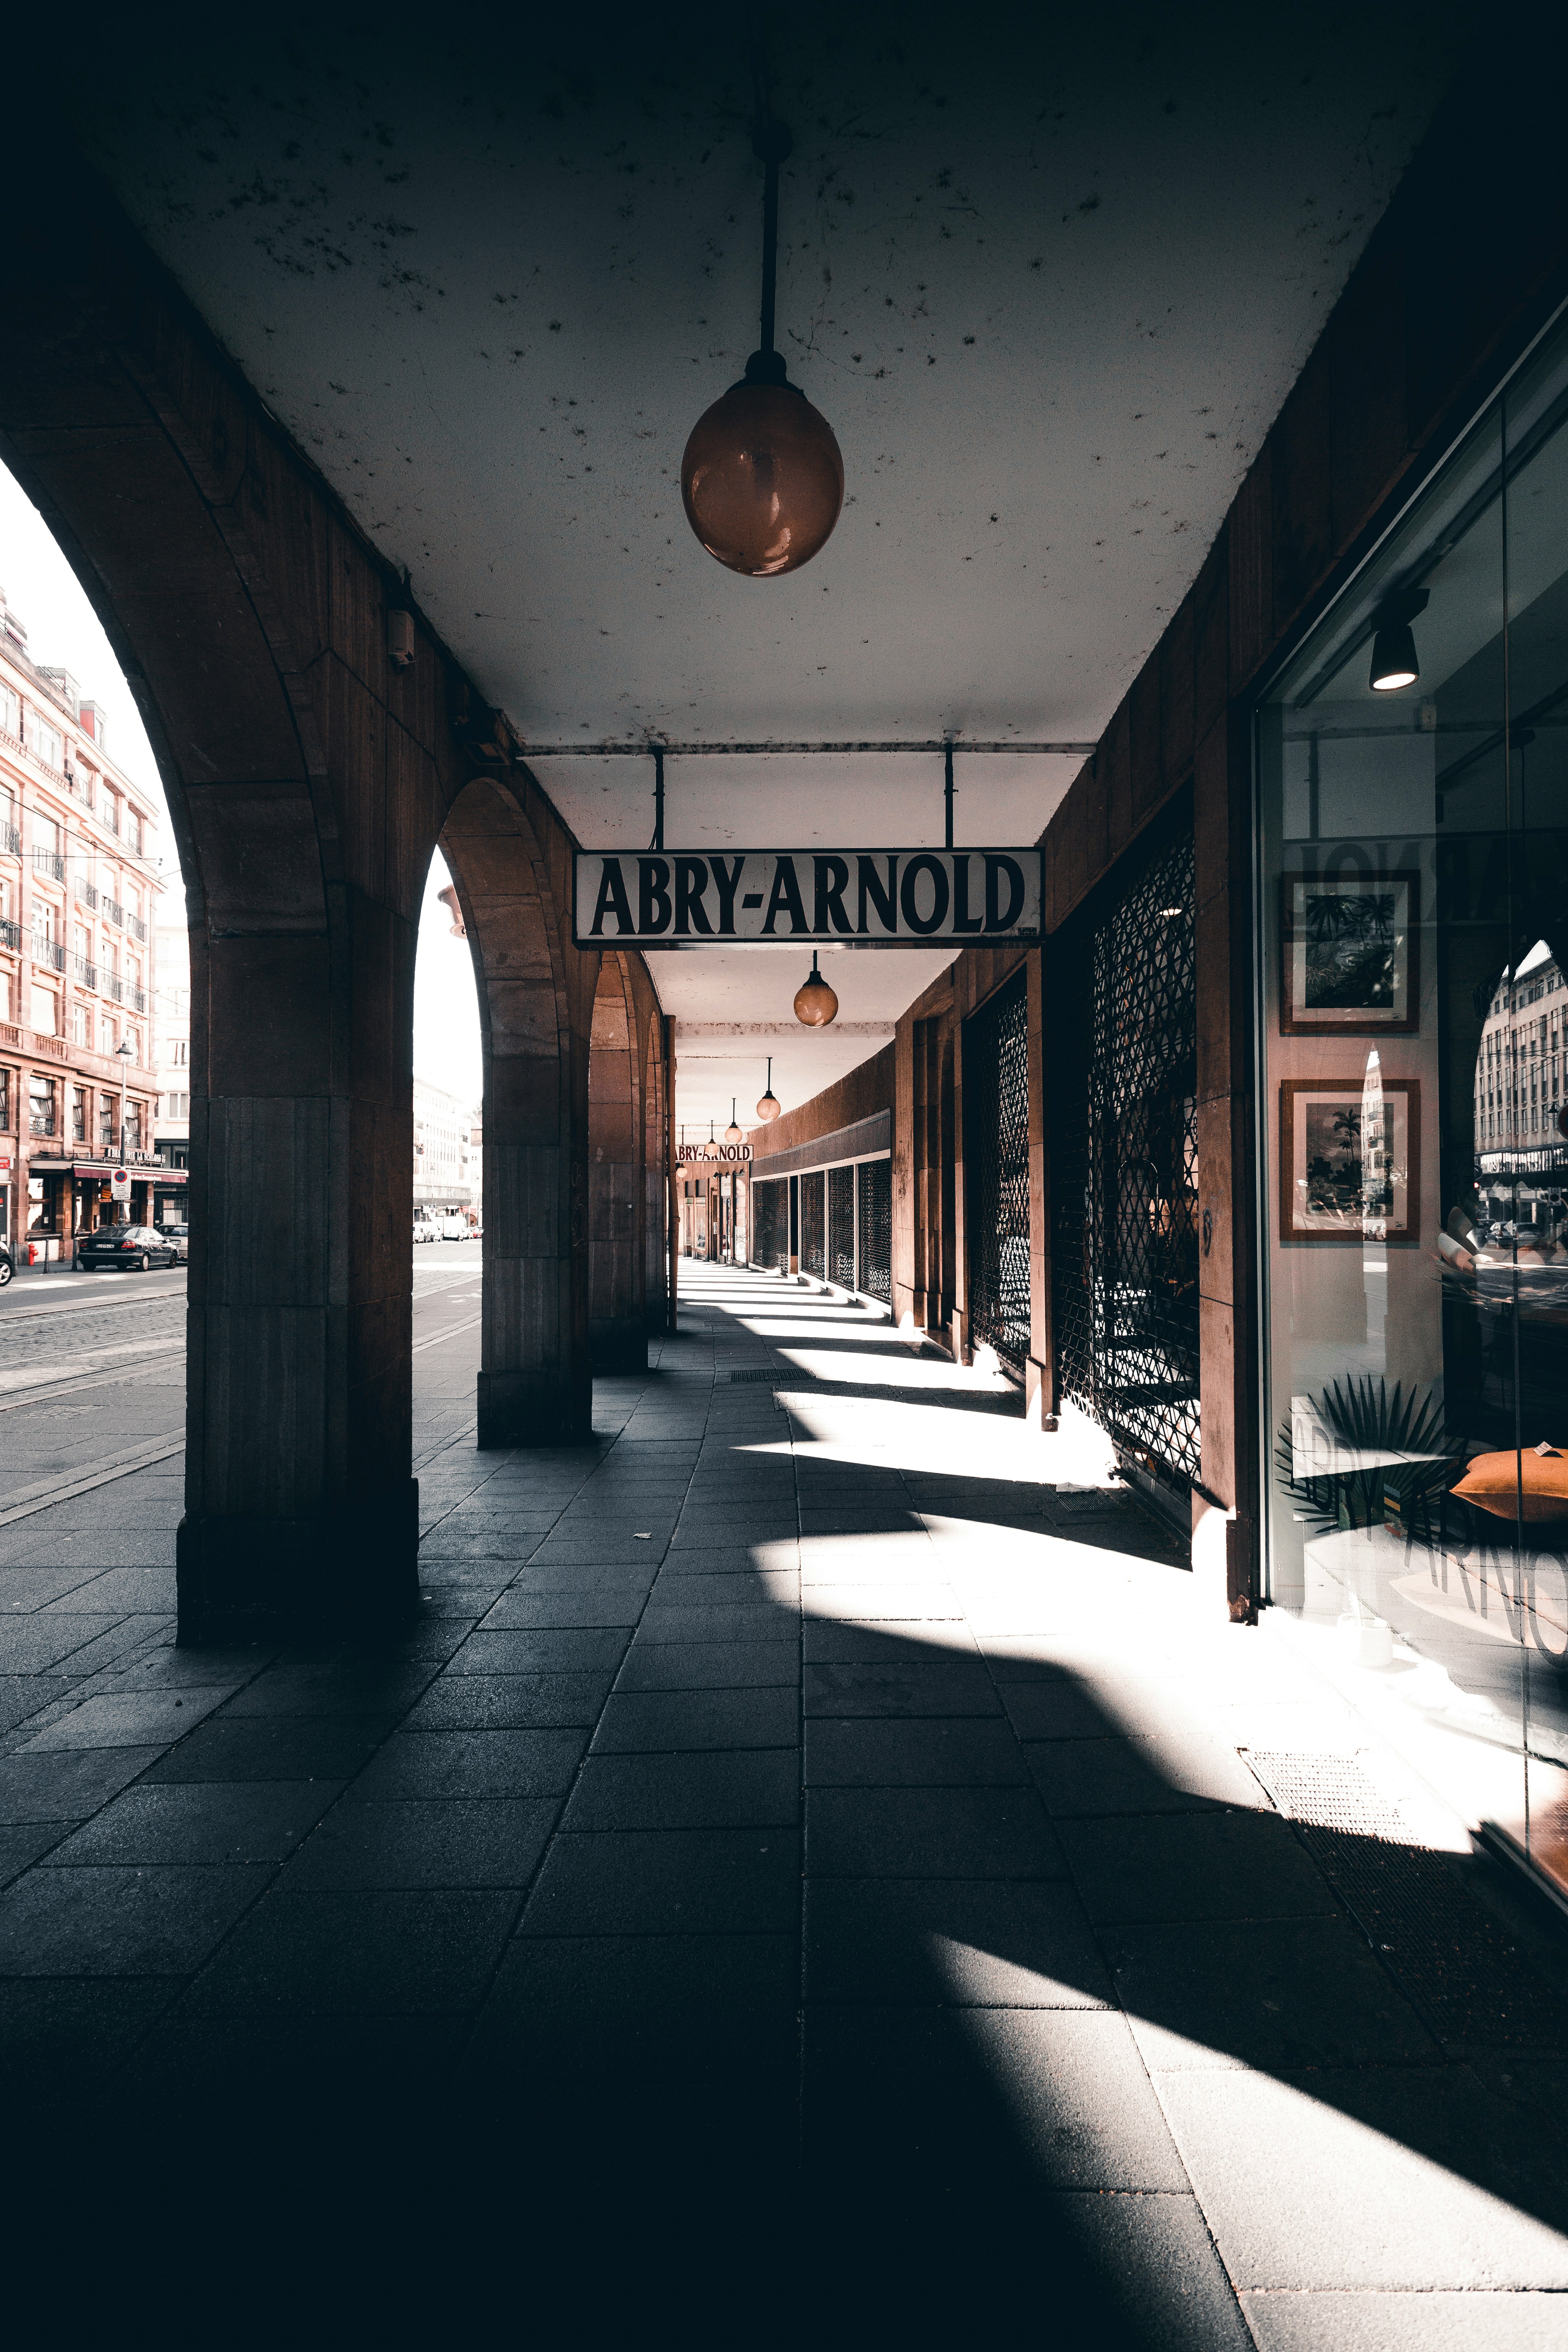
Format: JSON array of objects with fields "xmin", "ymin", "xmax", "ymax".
[
  {"xmin": 72, "ymin": 953, "xmax": 97, "ymax": 989},
  {"xmin": 127, "ymin": 986, "xmax": 146, "ymax": 1013},
  {"xmin": 125, "ymin": 911, "xmax": 147, "ymax": 942},
  {"xmin": 0, "ymin": 918, "xmax": 18, "ymax": 952},
  {"xmin": 0, "ymin": 823, "xmax": 18, "ymax": 856},
  {"xmin": 103, "ymin": 805, "xmax": 120, "ymax": 837},
  {"xmin": 105, "ymin": 973, "xmax": 123, "ymax": 1003},
  {"xmin": 31, "ymin": 847, "xmax": 64, "ymax": 882},
  {"xmin": 74, "ymin": 876, "xmax": 97, "ymax": 910},
  {"xmin": 31, "ymin": 937, "xmax": 65, "ymax": 972},
  {"xmin": 104, "ymin": 898, "xmax": 124, "ymax": 928}
]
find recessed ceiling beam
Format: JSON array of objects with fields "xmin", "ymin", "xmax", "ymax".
[{"xmin": 521, "ymin": 740, "xmax": 1096, "ymax": 758}]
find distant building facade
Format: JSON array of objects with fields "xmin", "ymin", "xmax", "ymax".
[
  {"xmin": 1475, "ymin": 942, "xmax": 1567, "ymax": 1175},
  {"xmin": 413, "ymin": 1074, "xmax": 480, "ymax": 1216},
  {"xmin": 153, "ymin": 910, "xmax": 191, "ymax": 1220},
  {"xmin": 0, "ymin": 585, "xmax": 171, "ymax": 1259}
]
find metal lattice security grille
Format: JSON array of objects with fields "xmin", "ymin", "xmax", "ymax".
[
  {"xmin": 1053, "ymin": 825, "xmax": 1201, "ymax": 1499},
  {"xmin": 828, "ymin": 1165, "xmax": 856, "ymax": 1288},
  {"xmin": 801, "ymin": 1171, "xmax": 826, "ymax": 1277},
  {"xmin": 965, "ymin": 970, "xmax": 1031, "ymax": 1373},
  {"xmin": 856, "ymin": 1159, "xmax": 892, "ymax": 1301},
  {"xmin": 752, "ymin": 1179, "xmax": 788, "ymax": 1272}
]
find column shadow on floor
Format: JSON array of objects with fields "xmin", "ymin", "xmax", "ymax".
[{"xmin": 2, "ymin": 1262, "xmax": 1567, "ymax": 2336}]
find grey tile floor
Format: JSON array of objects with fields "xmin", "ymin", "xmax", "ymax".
[{"xmin": 2, "ymin": 1259, "xmax": 1567, "ymax": 2342}]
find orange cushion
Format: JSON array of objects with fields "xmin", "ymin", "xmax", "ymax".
[{"xmin": 1452, "ymin": 1450, "xmax": 1568, "ymax": 1522}]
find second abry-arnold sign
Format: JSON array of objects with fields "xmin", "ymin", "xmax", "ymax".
[{"xmin": 573, "ymin": 848, "xmax": 1042, "ymax": 946}]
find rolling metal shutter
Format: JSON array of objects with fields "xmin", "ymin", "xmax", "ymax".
[
  {"xmin": 1052, "ymin": 823, "xmax": 1200, "ymax": 1503},
  {"xmin": 965, "ymin": 969, "xmax": 1031, "ymax": 1372},
  {"xmin": 828, "ymin": 1164, "xmax": 856, "ymax": 1288},
  {"xmin": 856, "ymin": 1159, "xmax": 892, "ymax": 1301}
]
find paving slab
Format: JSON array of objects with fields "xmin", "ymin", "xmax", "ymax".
[
  {"xmin": 1239, "ymin": 2290, "xmax": 1568, "ymax": 2349},
  {"xmin": 561, "ymin": 1751, "xmax": 799, "ymax": 1831},
  {"xmin": 805, "ymin": 1784, "xmax": 1065, "ymax": 1880},
  {"xmin": 804, "ymin": 1874, "xmax": 1112, "ymax": 2005},
  {"xmin": 1156, "ymin": 2065, "xmax": 1568, "ymax": 2289},
  {"xmin": 351, "ymin": 1728, "xmax": 587, "ymax": 1801},
  {"xmin": 520, "ymin": 1827, "xmax": 799, "ymax": 1936},
  {"xmin": 46, "ymin": 1781, "xmax": 342, "ymax": 1867},
  {"xmin": 589, "ymin": 1686, "xmax": 798, "ymax": 1753},
  {"xmin": 0, "ymin": 1860, "xmax": 269, "ymax": 1975},
  {"xmin": 282, "ymin": 1797, "xmax": 557, "ymax": 1889},
  {"xmin": 181, "ymin": 1887, "xmax": 516, "ymax": 2015}
]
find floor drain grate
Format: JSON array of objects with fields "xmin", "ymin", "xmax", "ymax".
[
  {"xmin": 1246, "ymin": 1751, "xmax": 1566, "ymax": 2049},
  {"xmin": 726, "ymin": 1369, "xmax": 815, "ymax": 1384}
]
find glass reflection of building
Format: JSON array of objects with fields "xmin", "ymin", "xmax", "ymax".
[{"xmin": 1259, "ymin": 310, "xmax": 1568, "ymax": 1909}]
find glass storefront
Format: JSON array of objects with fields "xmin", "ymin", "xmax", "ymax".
[{"xmin": 1259, "ymin": 307, "xmax": 1568, "ymax": 1901}]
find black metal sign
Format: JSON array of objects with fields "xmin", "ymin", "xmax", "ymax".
[{"xmin": 573, "ymin": 848, "xmax": 1042, "ymax": 946}]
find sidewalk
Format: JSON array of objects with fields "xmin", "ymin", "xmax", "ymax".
[{"xmin": 1, "ymin": 1262, "xmax": 1566, "ymax": 2341}]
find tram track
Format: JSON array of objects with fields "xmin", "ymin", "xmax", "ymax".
[{"xmin": 0, "ymin": 1265, "xmax": 486, "ymax": 1527}]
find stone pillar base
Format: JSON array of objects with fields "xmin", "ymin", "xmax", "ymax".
[
  {"xmin": 176, "ymin": 1478, "xmax": 420, "ymax": 1643},
  {"xmin": 477, "ymin": 1368, "xmax": 593, "ymax": 1449}
]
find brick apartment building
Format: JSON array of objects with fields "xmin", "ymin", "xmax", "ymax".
[{"xmin": 0, "ymin": 583, "xmax": 170, "ymax": 1261}]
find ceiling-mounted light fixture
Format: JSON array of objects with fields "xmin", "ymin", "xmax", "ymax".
[
  {"xmin": 793, "ymin": 949, "xmax": 839, "ymax": 1028},
  {"xmin": 725, "ymin": 1097, "xmax": 744, "ymax": 1146},
  {"xmin": 1369, "ymin": 587, "xmax": 1429, "ymax": 693},
  {"xmin": 680, "ymin": 79, "xmax": 843, "ymax": 578},
  {"xmin": 702, "ymin": 1118, "xmax": 721, "ymax": 1160},
  {"xmin": 756, "ymin": 1056, "xmax": 782, "ymax": 1122}
]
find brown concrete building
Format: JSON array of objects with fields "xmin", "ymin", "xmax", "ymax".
[{"xmin": 0, "ymin": 587, "xmax": 168, "ymax": 1261}]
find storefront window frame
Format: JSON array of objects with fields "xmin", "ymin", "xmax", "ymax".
[{"xmin": 1249, "ymin": 291, "xmax": 1568, "ymax": 1619}]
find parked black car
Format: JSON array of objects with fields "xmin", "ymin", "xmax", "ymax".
[
  {"xmin": 0, "ymin": 1242, "xmax": 12, "ymax": 1288},
  {"xmin": 75, "ymin": 1225, "xmax": 182, "ymax": 1272}
]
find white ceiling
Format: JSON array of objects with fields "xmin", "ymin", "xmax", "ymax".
[{"xmin": 67, "ymin": 6, "xmax": 1470, "ymax": 1126}]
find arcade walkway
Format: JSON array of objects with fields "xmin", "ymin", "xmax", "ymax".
[{"xmin": 2, "ymin": 1262, "xmax": 1567, "ymax": 2341}]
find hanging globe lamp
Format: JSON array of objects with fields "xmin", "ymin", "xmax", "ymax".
[
  {"xmin": 680, "ymin": 115, "xmax": 843, "ymax": 578},
  {"xmin": 793, "ymin": 950, "xmax": 839, "ymax": 1028}
]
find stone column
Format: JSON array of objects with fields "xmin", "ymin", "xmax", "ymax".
[
  {"xmin": 644, "ymin": 1018, "xmax": 669, "ymax": 1333},
  {"xmin": 588, "ymin": 952, "xmax": 646, "ymax": 1373},
  {"xmin": 443, "ymin": 775, "xmax": 593, "ymax": 1448},
  {"xmin": 176, "ymin": 883, "xmax": 418, "ymax": 1637}
]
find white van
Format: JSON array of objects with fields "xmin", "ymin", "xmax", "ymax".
[{"xmin": 440, "ymin": 1212, "xmax": 468, "ymax": 1240}]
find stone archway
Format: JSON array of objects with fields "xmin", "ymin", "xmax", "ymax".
[
  {"xmin": 0, "ymin": 184, "xmax": 455, "ymax": 1636},
  {"xmin": 0, "ymin": 160, "xmax": 676, "ymax": 1627}
]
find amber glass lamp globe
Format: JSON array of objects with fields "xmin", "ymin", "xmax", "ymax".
[
  {"xmin": 682, "ymin": 362, "xmax": 844, "ymax": 580},
  {"xmin": 793, "ymin": 950, "xmax": 839, "ymax": 1028},
  {"xmin": 756, "ymin": 1057, "xmax": 782, "ymax": 1122}
]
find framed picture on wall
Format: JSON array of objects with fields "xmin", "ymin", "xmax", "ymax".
[
  {"xmin": 1279, "ymin": 1076, "xmax": 1421, "ymax": 1244},
  {"xmin": 1280, "ymin": 870, "xmax": 1420, "ymax": 1034}
]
